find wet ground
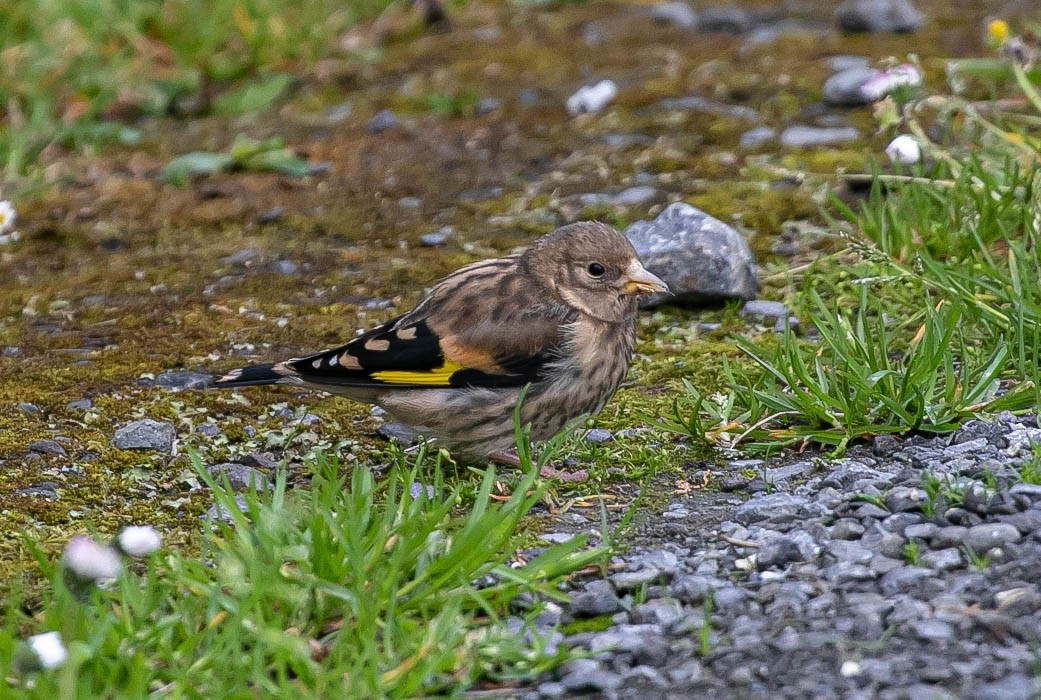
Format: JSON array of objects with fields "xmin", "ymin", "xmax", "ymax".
[{"xmin": 0, "ymin": 0, "xmax": 1025, "ymax": 607}]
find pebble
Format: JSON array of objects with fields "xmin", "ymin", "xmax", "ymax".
[
  {"xmin": 366, "ymin": 109, "xmax": 399, "ymax": 133},
  {"xmin": 780, "ymin": 126, "xmax": 860, "ymax": 148},
  {"xmin": 835, "ymin": 0, "xmax": 924, "ymax": 33},
  {"xmin": 739, "ymin": 126, "xmax": 776, "ymax": 148},
  {"xmin": 625, "ymin": 202, "xmax": 758, "ymax": 308},
  {"xmin": 963, "ymin": 523, "xmax": 1021, "ymax": 553},
  {"xmin": 28, "ymin": 439, "xmax": 68, "ymax": 457},
  {"xmin": 376, "ymin": 422, "xmax": 419, "ymax": 446},
  {"xmin": 208, "ymin": 463, "xmax": 270, "ymax": 491},
  {"xmin": 584, "ymin": 428, "xmax": 614, "ymax": 444},
  {"xmin": 566, "ymin": 80, "xmax": 618, "ymax": 116},
  {"xmin": 111, "ymin": 419, "xmax": 176, "ymax": 453},
  {"xmin": 152, "ymin": 370, "xmax": 213, "ymax": 390},
  {"xmin": 650, "ymin": 2, "xmax": 697, "ymax": 29}
]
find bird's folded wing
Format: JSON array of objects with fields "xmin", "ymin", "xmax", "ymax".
[{"xmin": 281, "ymin": 299, "xmax": 570, "ymax": 390}]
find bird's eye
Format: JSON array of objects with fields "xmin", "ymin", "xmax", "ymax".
[{"xmin": 587, "ymin": 262, "xmax": 606, "ymax": 277}]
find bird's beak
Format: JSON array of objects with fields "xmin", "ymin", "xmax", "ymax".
[{"xmin": 621, "ymin": 261, "xmax": 669, "ymax": 296}]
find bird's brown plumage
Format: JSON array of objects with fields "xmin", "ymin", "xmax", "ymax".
[{"xmin": 214, "ymin": 221, "xmax": 668, "ymax": 457}]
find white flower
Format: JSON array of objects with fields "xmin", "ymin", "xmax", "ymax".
[
  {"xmin": 566, "ymin": 80, "xmax": 618, "ymax": 116},
  {"xmin": 116, "ymin": 525, "xmax": 162, "ymax": 557},
  {"xmin": 63, "ymin": 535, "xmax": 122, "ymax": 582},
  {"xmin": 26, "ymin": 631, "xmax": 68, "ymax": 670},
  {"xmin": 0, "ymin": 200, "xmax": 16, "ymax": 234},
  {"xmin": 859, "ymin": 64, "xmax": 922, "ymax": 102},
  {"xmin": 885, "ymin": 134, "xmax": 922, "ymax": 164}
]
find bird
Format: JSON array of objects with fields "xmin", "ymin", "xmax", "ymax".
[{"xmin": 214, "ymin": 221, "xmax": 668, "ymax": 462}]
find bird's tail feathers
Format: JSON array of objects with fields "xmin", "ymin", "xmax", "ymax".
[{"xmin": 214, "ymin": 363, "xmax": 299, "ymax": 388}]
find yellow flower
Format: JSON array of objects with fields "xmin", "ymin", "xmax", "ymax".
[{"xmin": 987, "ymin": 19, "xmax": 1010, "ymax": 48}]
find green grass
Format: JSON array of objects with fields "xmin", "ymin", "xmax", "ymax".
[
  {"xmin": 0, "ymin": 0, "xmax": 393, "ymax": 172},
  {"xmin": 0, "ymin": 425, "xmax": 605, "ymax": 697},
  {"xmin": 668, "ymin": 28, "xmax": 1041, "ymax": 455}
]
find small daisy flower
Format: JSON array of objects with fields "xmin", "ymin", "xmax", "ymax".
[
  {"xmin": 63, "ymin": 535, "xmax": 122, "ymax": 582},
  {"xmin": 25, "ymin": 631, "xmax": 68, "ymax": 671},
  {"xmin": 0, "ymin": 200, "xmax": 16, "ymax": 234},
  {"xmin": 116, "ymin": 525, "xmax": 162, "ymax": 557}
]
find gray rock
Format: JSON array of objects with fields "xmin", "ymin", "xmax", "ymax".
[
  {"xmin": 419, "ymin": 231, "xmax": 448, "ymax": 247},
  {"xmin": 366, "ymin": 109, "xmax": 399, "ymax": 133},
  {"xmin": 822, "ymin": 461, "xmax": 890, "ymax": 488},
  {"xmin": 879, "ymin": 566, "xmax": 933, "ymax": 595},
  {"xmin": 741, "ymin": 300, "xmax": 788, "ymax": 322},
  {"xmin": 757, "ymin": 536, "xmax": 806, "ymax": 570},
  {"xmin": 831, "ymin": 518, "xmax": 866, "ymax": 540},
  {"xmin": 475, "ymin": 97, "xmax": 501, "ymax": 115},
  {"xmin": 904, "ymin": 523, "xmax": 939, "ymax": 541},
  {"xmin": 826, "ymin": 540, "xmax": 873, "ymax": 565},
  {"xmin": 872, "ymin": 434, "xmax": 901, "ymax": 456},
  {"xmin": 997, "ymin": 509, "xmax": 1041, "ymax": 534},
  {"xmin": 611, "ymin": 186, "xmax": 660, "ymax": 206},
  {"xmin": 205, "ymin": 494, "xmax": 249, "ymax": 522},
  {"xmin": 931, "ymin": 526, "xmax": 968, "ymax": 549},
  {"xmin": 153, "ymin": 370, "xmax": 213, "ymax": 390},
  {"xmin": 376, "ymin": 422, "xmax": 419, "ymax": 446},
  {"xmin": 658, "ymin": 96, "xmax": 759, "ymax": 122},
  {"xmin": 584, "ymin": 428, "xmax": 614, "ymax": 444},
  {"xmin": 208, "ymin": 463, "xmax": 270, "ymax": 491},
  {"xmin": 625, "ymin": 202, "xmax": 758, "ymax": 307},
  {"xmin": 910, "ymin": 619, "xmax": 954, "ymax": 642},
  {"xmin": 781, "ymin": 126, "xmax": 861, "ymax": 148},
  {"xmin": 835, "ymin": 0, "xmax": 924, "ymax": 33},
  {"xmin": 822, "ymin": 67, "xmax": 880, "ymax": 106},
  {"xmin": 920, "ymin": 548, "xmax": 962, "ymax": 571},
  {"xmin": 571, "ymin": 579, "xmax": 622, "ymax": 616},
  {"xmin": 672, "ymin": 575, "xmax": 717, "ymax": 604},
  {"xmin": 559, "ymin": 658, "xmax": 621, "ymax": 692},
  {"xmin": 536, "ymin": 681, "xmax": 566, "ymax": 698},
  {"xmin": 66, "ymin": 398, "xmax": 93, "ymax": 410},
  {"xmin": 827, "ymin": 55, "xmax": 871, "ymax": 71},
  {"xmin": 272, "ymin": 260, "xmax": 298, "ymax": 275},
  {"xmin": 28, "ymin": 439, "xmax": 67, "ymax": 457},
  {"xmin": 975, "ymin": 673, "xmax": 1038, "ymax": 700},
  {"xmin": 963, "ymin": 523, "xmax": 1021, "ymax": 553},
  {"xmin": 632, "ymin": 598, "xmax": 685, "ymax": 628},
  {"xmin": 112, "ymin": 419, "xmax": 176, "ymax": 453},
  {"xmin": 650, "ymin": 2, "xmax": 697, "ymax": 29},
  {"xmin": 734, "ymin": 493, "xmax": 816, "ymax": 526},
  {"xmin": 739, "ymin": 126, "xmax": 776, "ymax": 148},
  {"xmin": 699, "ymin": 5, "xmax": 753, "ymax": 34}
]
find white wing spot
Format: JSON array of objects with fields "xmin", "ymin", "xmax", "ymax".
[
  {"xmin": 312, "ymin": 359, "xmax": 322, "ymax": 369},
  {"xmin": 328, "ymin": 355, "xmax": 339, "ymax": 366}
]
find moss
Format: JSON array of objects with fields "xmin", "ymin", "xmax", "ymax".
[{"xmin": 561, "ymin": 615, "xmax": 615, "ymax": 635}]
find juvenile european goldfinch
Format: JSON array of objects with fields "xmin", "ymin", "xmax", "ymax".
[{"xmin": 214, "ymin": 221, "xmax": 668, "ymax": 459}]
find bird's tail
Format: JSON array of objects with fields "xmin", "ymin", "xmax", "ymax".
[{"xmin": 213, "ymin": 363, "xmax": 290, "ymax": 388}]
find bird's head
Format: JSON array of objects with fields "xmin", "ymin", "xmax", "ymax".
[{"xmin": 522, "ymin": 221, "xmax": 669, "ymax": 323}]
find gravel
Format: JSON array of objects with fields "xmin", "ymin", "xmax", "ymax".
[{"xmin": 527, "ymin": 413, "xmax": 1041, "ymax": 698}]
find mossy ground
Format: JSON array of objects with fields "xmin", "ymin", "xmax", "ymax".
[{"xmin": 0, "ymin": 0, "xmax": 999, "ymax": 591}]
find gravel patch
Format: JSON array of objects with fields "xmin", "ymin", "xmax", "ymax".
[{"xmin": 528, "ymin": 413, "xmax": 1041, "ymax": 698}]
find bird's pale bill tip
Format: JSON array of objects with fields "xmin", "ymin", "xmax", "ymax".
[{"xmin": 622, "ymin": 262, "xmax": 670, "ymax": 296}]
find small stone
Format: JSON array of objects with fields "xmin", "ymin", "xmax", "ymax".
[
  {"xmin": 920, "ymin": 548, "xmax": 962, "ymax": 571},
  {"xmin": 208, "ymin": 463, "xmax": 270, "ymax": 491},
  {"xmin": 17, "ymin": 402, "xmax": 42, "ymax": 415},
  {"xmin": 823, "ymin": 67, "xmax": 881, "ymax": 106},
  {"xmin": 872, "ymin": 435, "xmax": 901, "ymax": 457},
  {"xmin": 781, "ymin": 126, "xmax": 860, "ymax": 148},
  {"xmin": 734, "ymin": 493, "xmax": 814, "ymax": 525},
  {"xmin": 66, "ymin": 398, "xmax": 92, "ymax": 410},
  {"xmin": 152, "ymin": 370, "xmax": 213, "ymax": 390},
  {"xmin": 632, "ymin": 598, "xmax": 685, "ymax": 628},
  {"xmin": 995, "ymin": 587, "xmax": 1041, "ymax": 615},
  {"xmin": 366, "ymin": 109, "xmax": 399, "ymax": 133},
  {"xmin": 571, "ymin": 580, "xmax": 621, "ymax": 616},
  {"xmin": 835, "ymin": 0, "xmax": 924, "ymax": 33},
  {"xmin": 741, "ymin": 300, "xmax": 788, "ymax": 322},
  {"xmin": 963, "ymin": 523, "xmax": 1021, "ymax": 553},
  {"xmin": 584, "ymin": 428, "xmax": 614, "ymax": 444},
  {"xmin": 699, "ymin": 5, "xmax": 753, "ymax": 33},
  {"xmin": 650, "ymin": 2, "xmax": 697, "ymax": 29},
  {"xmin": 739, "ymin": 126, "xmax": 776, "ymax": 149},
  {"xmin": 904, "ymin": 523, "xmax": 939, "ymax": 540},
  {"xmin": 112, "ymin": 419, "xmax": 176, "ymax": 453},
  {"xmin": 419, "ymin": 231, "xmax": 448, "ymax": 247},
  {"xmin": 885, "ymin": 486, "xmax": 927, "ymax": 513},
  {"xmin": 975, "ymin": 674, "xmax": 1038, "ymax": 700},
  {"xmin": 272, "ymin": 260, "xmax": 298, "ymax": 275},
  {"xmin": 559, "ymin": 658, "xmax": 621, "ymax": 692},
  {"xmin": 566, "ymin": 80, "xmax": 618, "ymax": 116},
  {"xmin": 205, "ymin": 494, "xmax": 249, "ymax": 522},
  {"xmin": 256, "ymin": 206, "xmax": 284, "ymax": 224},
  {"xmin": 757, "ymin": 536, "xmax": 806, "ymax": 570},
  {"xmin": 671, "ymin": 575, "xmax": 716, "ymax": 604},
  {"xmin": 910, "ymin": 619, "xmax": 954, "ymax": 642},
  {"xmin": 28, "ymin": 439, "xmax": 68, "ymax": 457},
  {"xmin": 930, "ymin": 526, "xmax": 968, "ymax": 549},
  {"xmin": 625, "ymin": 202, "xmax": 758, "ymax": 308},
  {"xmin": 611, "ymin": 186, "xmax": 660, "ymax": 206},
  {"xmin": 376, "ymin": 422, "xmax": 419, "ymax": 446},
  {"xmin": 831, "ymin": 518, "xmax": 866, "ymax": 540},
  {"xmin": 475, "ymin": 97, "xmax": 501, "ymax": 115}
]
